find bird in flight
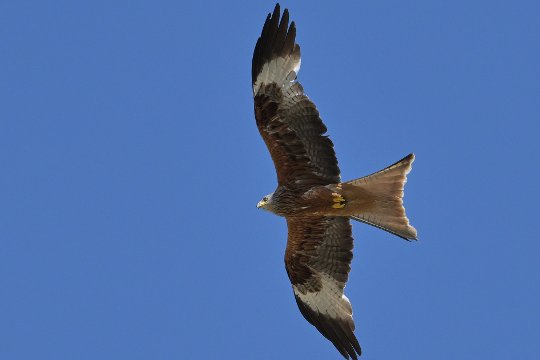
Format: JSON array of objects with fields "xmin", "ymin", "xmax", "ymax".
[{"xmin": 252, "ymin": 4, "xmax": 417, "ymax": 359}]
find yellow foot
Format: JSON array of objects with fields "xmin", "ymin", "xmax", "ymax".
[{"xmin": 331, "ymin": 193, "xmax": 346, "ymax": 209}]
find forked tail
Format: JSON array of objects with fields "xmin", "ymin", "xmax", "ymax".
[{"xmin": 342, "ymin": 154, "xmax": 417, "ymax": 240}]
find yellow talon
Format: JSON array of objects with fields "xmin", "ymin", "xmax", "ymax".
[{"xmin": 331, "ymin": 193, "xmax": 346, "ymax": 208}]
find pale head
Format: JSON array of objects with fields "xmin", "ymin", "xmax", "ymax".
[{"xmin": 256, "ymin": 193, "xmax": 275, "ymax": 212}]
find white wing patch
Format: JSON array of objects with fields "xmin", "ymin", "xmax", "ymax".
[
  {"xmin": 253, "ymin": 56, "xmax": 301, "ymax": 95},
  {"xmin": 294, "ymin": 273, "xmax": 354, "ymax": 323}
]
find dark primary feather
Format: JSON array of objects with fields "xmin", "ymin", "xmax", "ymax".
[
  {"xmin": 294, "ymin": 296, "xmax": 361, "ymax": 360},
  {"xmin": 252, "ymin": 4, "xmax": 340, "ymax": 186},
  {"xmin": 252, "ymin": 4, "xmax": 296, "ymax": 86},
  {"xmin": 286, "ymin": 217, "xmax": 361, "ymax": 359}
]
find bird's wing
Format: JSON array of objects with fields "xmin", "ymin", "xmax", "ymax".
[
  {"xmin": 252, "ymin": 4, "xmax": 340, "ymax": 186},
  {"xmin": 285, "ymin": 216, "xmax": 361, "ymax": 360}
]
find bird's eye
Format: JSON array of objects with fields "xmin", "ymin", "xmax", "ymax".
[{"xmin": 263, "ymin": 196, "xmax": 268, "ymax": 201}]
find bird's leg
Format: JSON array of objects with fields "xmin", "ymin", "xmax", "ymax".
[{"xmin": 331, "ymin": 195, "xmax": 346, "ymax": 208}]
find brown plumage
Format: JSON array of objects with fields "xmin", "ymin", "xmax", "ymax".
[{"xmin": 252, "ymin": 4, "xmax": 417, "ymax": 359}]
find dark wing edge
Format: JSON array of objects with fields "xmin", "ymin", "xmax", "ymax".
[
  {"xmin": 252, "ymin": 4, "xmax": 341, "ymax": 186},
  {"xmin": 294, "ymin": 292, "xmax": 362, "ymax": 360},
  {"xmin": 252, "ymin": 3, "xmax": 299, "ymax": 93},
  {"xmin": 285, "ymin": 217, "xmax": 362, "ymax": 359}
]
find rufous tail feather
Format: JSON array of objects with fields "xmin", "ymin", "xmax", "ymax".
[{"xmin": 342, "ymin": 154, "xmax": 417, "ymax": 240}]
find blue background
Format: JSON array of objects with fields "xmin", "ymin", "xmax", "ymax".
[{"xmin": 2, "ymin": 1, "xmax": 539, "ymax": 359}]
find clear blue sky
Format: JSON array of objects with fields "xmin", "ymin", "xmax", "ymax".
[{"xmin": 1, "ymin": 1, "xmax": 539, "ymax": 359}]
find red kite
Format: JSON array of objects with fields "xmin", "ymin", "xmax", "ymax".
[{"xmin": 252, "ymin": 4, "xmax": 417, "ymax": 359}]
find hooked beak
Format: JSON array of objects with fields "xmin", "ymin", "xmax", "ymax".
[{"xmin": 256, "ymin": 201, "xmax": 263, "ymax": 209}]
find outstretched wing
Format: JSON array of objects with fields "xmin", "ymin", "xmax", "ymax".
[
  {"xmin": 285, "ymin": 216, "xmax": 362, "ymax": 360},
  {"xmin": 252, "ymin": 4, "xmax": 340, "ymax": 186}
]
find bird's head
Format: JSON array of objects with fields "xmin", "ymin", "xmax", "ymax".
[{"xmin": 257, "ymin": 193, "xmax": 274, "ymax": 211}]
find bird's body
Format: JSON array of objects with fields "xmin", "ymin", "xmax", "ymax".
[
  {"xmin": 252, "ymin": 4, "xmax": 418, "ymax": 359},
  {"xmin": 258, "ymin": 184, "xmax": 336, "ymax": 216}
]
